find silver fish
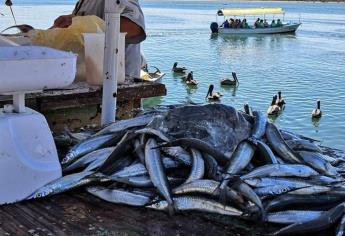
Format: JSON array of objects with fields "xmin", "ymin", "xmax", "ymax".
[
  {"xmin": 94, "ymin": 114, "xmax": 154, "ymax": 136},
  {"xmin": 161, "ymin": 146, "xmax": 192, "ymax": 166},
  {"xmin": 298, "ymin": 151, "xmax": 339, "ymax": 177},
  {"xmin": 255, "ymin": 140, "xmax": 278, "ymax": 164},
  {"xmin": 62, "ymin": 134, "xmax": 115, "ymax": 165},
  {"xmin": 287, "ymin": 185, "xmax": 332, "ymax": 195},
  {"xmin": 27, "ymin": 171, "xmax": 97, "ymax": 199},
  {"xmin": 147, "ymin": 196, "xmax": 242, "ymax": 216},
  {"xmin": 172, "ymin": 179, "xmax": 244, "ymax": 205},
  {"xmin": 135, "ymin": 128, "xmax": 170, "ymax": 142},
  {"xmin": 234, "ymin": 183, "xmax": 264, "ymax": 215},
  {"xmin": 255, "ymin": 185, "xmax": 303, "ymax": 197},
  {"xmin": 219, "ymin": 141, "xmax": 255, "ymax": 198},
  {"xmin": 134, "ymin": 139, "xmax": 145, "ymax": 163},
  {"xmin": 267, "ymin": 210, "xmax": 323, "ymax": 224},
  {"xmin": 112, "ymin": 163, "xmax": 147, "ymax": 178},
  {"xmin": 336, "ymin": 214, "xmax": 345, "ymax": 236},
  {"xmin": 63, "ymin": 147, "xmax": 114, "ymax": 173},
  {"xmin": 245, "ymin": 177, "xmax": 313, "ymax": 189},
  {"xmin": 251, "ymin": 111, "xmax": 267, "ymax": 140},
  {"xmin": 266, "ymin": 122, "xmax": 302, "ymax": 164},
  {"xmin": 184, "ymin": 148, "xmax": 205, "ymax": 183},
  {"xmin": 270, "ymin": 203, "xmax": 345, "ymax": 235},
  {"xmin": 145, "ymin": 138, "xmax": 174, "ymax": 213},
  {"xmin": 241, "ymin": 164, "xmax": 318, "ymax": 180},
  {"xmin": 286, "ymin": 139, "xmax": 322, "ymax": 153},
  {"xmin": 86, "ymin": 186, "xmax": 152, "ymax": 206}
]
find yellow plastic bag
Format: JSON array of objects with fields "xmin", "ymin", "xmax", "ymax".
[{"xmin": 29, "ymin": 16, "xmax": 105, "ymax": 82}]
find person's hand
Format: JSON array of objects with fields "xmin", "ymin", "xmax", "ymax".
[{"xmin": 51, "ymin": 14, "xmax": 73, "ymax": 29}]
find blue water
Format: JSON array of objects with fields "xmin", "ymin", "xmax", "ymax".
[{"xmin": 1, "ymin": 1, "xmax": 345, "ymax": 149}]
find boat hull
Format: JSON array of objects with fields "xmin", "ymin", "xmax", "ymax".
[{"xmin": 218, "ymin": 23, "xmax": 301, "ymax": 35}]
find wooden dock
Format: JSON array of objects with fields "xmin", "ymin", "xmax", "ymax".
[{"xmin": 0, "ymin": 81, "xmax": 166, "ymax": 132}]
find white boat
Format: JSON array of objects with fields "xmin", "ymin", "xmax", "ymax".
[{"xmin": 210, "ymin": 8, "xmax": 301, "ymax": 35}]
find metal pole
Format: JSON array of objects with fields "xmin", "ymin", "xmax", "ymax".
[{"xmin": 101, "ymin": 0, "xmax": 126, "ymax": 126}]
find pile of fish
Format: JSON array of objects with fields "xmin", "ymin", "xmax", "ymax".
[{"xmin": 30, "ymin": 104, "xmax": 345, "ymax": 235}]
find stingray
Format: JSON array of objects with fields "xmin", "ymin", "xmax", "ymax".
[{"xmin": 148, "ymin": 104, "xmax": 252, "ymax": 157}]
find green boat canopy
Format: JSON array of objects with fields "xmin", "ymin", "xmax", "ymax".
[{"xmin": 217, "ymin": 8, "xmax": 284, "ymax": 16}]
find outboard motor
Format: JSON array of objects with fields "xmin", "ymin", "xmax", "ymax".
[
  {"xmin": 210, "ymin": 22, "xmax": 219, "ymax": 34},
  {"xmin": 0, "ymin": 42, "xmax": 77, "ymax": 204}
]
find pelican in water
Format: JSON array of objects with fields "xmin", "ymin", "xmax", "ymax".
[
  {"xmin": 220, "ymin": 72, "xmax": 239, "ymax": 86},
  {"xmin": 172, "ymin": 62, "xmax": 187, "ymax": 74},
  {"xmin": 276, "ymin": 91, "xmax": 286, "ymax": 108},
  {"xmin": 312, "ymin": 99, "xmax": 322, "ymax": 118},
  {"xmin": 206, "ymin": 85, "xmax": 223, "ymax": 101},
  {"xmin": 267, "ymin": 95, "xmax": 281, "ymax": 115}
]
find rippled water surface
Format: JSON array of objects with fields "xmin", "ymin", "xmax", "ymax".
[{"xmin": 1, "ymin": 1, "xmax": 344, "ymax": 149}]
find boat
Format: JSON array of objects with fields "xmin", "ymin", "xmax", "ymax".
[
  {"xmin": 210, "ymin": 8, "xmax": 301, "ymax": 35},
  {"xmin": 135, "ymin": 66, "xmax": 166, "ymax": 83}
]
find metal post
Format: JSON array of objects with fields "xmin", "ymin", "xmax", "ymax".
[{"xmin": 101, "ymin": 0, "xmax": 126, "ymax": 126}]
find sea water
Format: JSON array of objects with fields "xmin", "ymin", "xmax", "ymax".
[{"xmin": 0, "ymin": 0, "xmax": 344, "ymax": 149}]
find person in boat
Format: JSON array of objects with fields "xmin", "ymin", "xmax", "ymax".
[
  {"xmin": 228, "ymin": 18, "xmax": 234, "ymax": 28},
  {"xmin": 223, "ymin": 19, "xmax": 230, "ymax": 28},
  {"xmin": 52, "ymin": 0, "xmax": 146, "ymax": 80},
  {"xmin": 264, "ymin": 19, "xmax": 269, "ymax": 28},
  {"xmin": 241, "ymin": 19, "xmax": 249, "ymax": 29},
  {"xmin": 271, "ymin": 19, "xmax": 277, "ymax": 27},
  {"xmin": 277, "ymin": 19, "xmax": 283, "ymax": 27},
  {"xmin": 258, "ymin": 19, "xmax": 264, "ymax": 28},
  {"xmin": 237, "ymin": 19, "xmax": 242, "ymax": 28},
  {"xmin": 254, "ymin": 18, "xmax": 260, "ymax": 28}
]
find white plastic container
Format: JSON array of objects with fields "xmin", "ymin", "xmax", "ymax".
[
  {"xmin": 0, "ymin": 108, "xmax": 62, "ymax": 204},
  {"xmin": 83, "ymin": 33, "xmax": 126, "ymax": 85},
  {"xmin": 0, "ymin": 46, "xmax": 77, "ymax": 93}
]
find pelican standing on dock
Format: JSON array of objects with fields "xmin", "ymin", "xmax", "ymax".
[
  {"xmin": 206, "ymin": 85, "xmax": 223, "ymax": 101},
  {"xmin": 172, "ymin": 62, "xmax": 187, "ymax": 74},
  {"xmin": 267, "ymin": 95, "xmax": 281, "ymax": 115},
  {"xmin": 312, "ymin": 99, "xmax": 322, "ymax": 118}
]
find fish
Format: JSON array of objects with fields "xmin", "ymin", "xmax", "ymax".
[
  {"xmin": 254, "ymin": 185, "xmax": 306, "ymax": 198},
  {"xmin": 145, "ymin": 138, "xmax": 174, "ymax": 214},
  {"xmin": 147, "ymin": 196, "xmax": 243, "ymax": 217},
  {"xmin": 287, "ymin": 185, "xmax": 332, "ymax": 195},
  {"xmin": 244, "ymin": 177, "xmax": 314, "ymax": 189},
  {"xmin": 269, "ymin": 203, "xmax": 345, "ymax": 235},
  {"xmin": 298, "ymin": 151, "xmax": 339, "ymax": 177},
  {"xmin": 111, "ymin": 163, "xmax": 148, "ymax": 178},
  {"xmin": 134, "ymin": 139, "xmax": 145, "ymax": 163},
  {"xmin": 219, "ymin": 141, "xmax": 255, "ymax": 200},
  {"xmin": 63, "ymin": 147, "xmax": 115, "ymax": 173},
  {"xmin": 98, "ymin": 132, "xmax": 138, "ymax": 174},
  {"xmin": 27, "ymin": 171, "xmax": 99, "ymax": 199},
  {"xmin": 157, "ymin": 138, "xmax": 229, "ymax": 165},
  {"xmin": 203, "ymin": 153, "xmax": 221, "ymax": 180},
  {"xmin": 251, "ymin": 111, "xmax": 267, "ymax": 140},
  {"xmin": 135, "ymin": 128, "xmax": 170, "ymax": 142},
  {"xmin": 267, "ymin": 210, "xmax": 323, "ymax": 224},
  {"xmin": 286, "ymin": 139, "xmax": 322, "ymax": 153},
  {"xmin": 266, "ymin": 122, "xmax": 302, "ymax": 164},
  {"xmin": 234, "ymin": 182, "xmax": 264, "ymax": 218},
  {"xmin": 93, "ymin": 114, "xmax": 154, "ymax": 136},
  {"xmin": 172, "ymin": 179, "xmax": 244, "ymax": 205},
  {"xmin": 255, "ymin": 140, "xmax": 278, "ymax": 164},
  {"xmin": 161, "ymin": 146, "xmax": 192, "ymax": 166},
  {"xmin": 86, "ymin": 186, "xmax": 152, "ymax": 206},
  {"xmin": 241, "ymin": 164, "xmax": 318, "ymax": 180},
  {"xmin": 184, "ymin": 148, "xmax": 205, "ymax": 183},
  {"xmin": 264, "ymin": 193, "xmax": 344, "ymax": 212},
  {"xmin": 62, "ymin": 133, "xmax": 117, "ymax": 166},
  {"xmin": 335, "ymin": 214, "xmax": 345, "ymax": 236}
]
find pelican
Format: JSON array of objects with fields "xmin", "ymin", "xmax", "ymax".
[
  {"xmin": 312, "ymin": 99, "xmax": 322, "ymax": 118},
  {"xmin": 206, "ymin": 85, "xmax": 223, "ymax": 101},
  {"xmin": 267, "ymin": 95, "xmax": 281, "ymax": 115},
  {"xmin": 183, "ymin": 71, "xmax": 198, "ymax": 85},
  {"xmin": 276, "ymin": 91, "xmax": 286, "ymax": 108},
  {"xmin": 172, "ymin": 62, "xmax": 187, "ymax": 74},
  {"xmin": 220, "ymin": 72, "xmax": 239, "ymax": 86}
]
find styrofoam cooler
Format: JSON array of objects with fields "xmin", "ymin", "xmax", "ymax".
[{"xmin": 83, "ymin": 33, "xmax": 126, "ymax": 85}]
